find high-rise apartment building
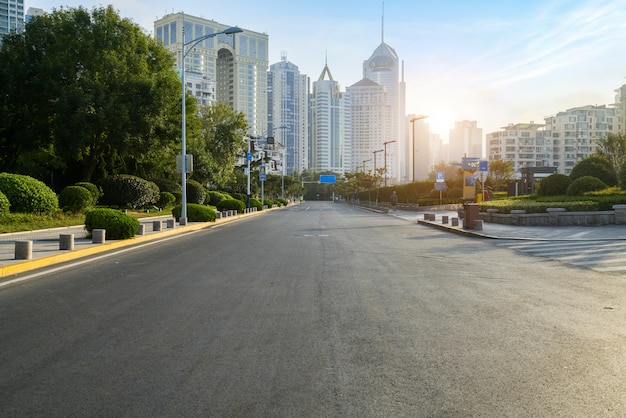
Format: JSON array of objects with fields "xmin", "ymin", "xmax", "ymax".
[
  {"xmin": 487, "ymin": 123, "xmax": 549, "ymax": 171},
  {"xmin": 362, "ymin": 27, "xmax": 405, "ymax": 183},
  {"xmin": 310, "ymin": 62, "xmax": 350, "ymax": 174},
  {"xmin": 448, "ymin": 120, "xmax": 483, "ymax": 162},
  {"xmin": 0, "ymin": 0, "xmax": 24, "ymax": 39},
  {"xmin": 154, "ymin": 13, "xmax": 268, "ymax": 134},
  {"xmin": 346, "ymin": 78, "xmax": 391, "ymax": 175},
  {"xmin": 544, "ymin": 105, "xmax": 622, "ymax": 175},
  {"xmin": 268, "ymin": 55, "xmax": 310, "ymax": 175}
]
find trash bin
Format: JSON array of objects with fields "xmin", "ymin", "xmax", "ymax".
[{"xmin": 463, "ymin": 203, "xmax": 480, "ymax": 229}]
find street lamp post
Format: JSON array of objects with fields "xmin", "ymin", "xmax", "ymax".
[
  {"xmin": 410, "ymin": 115, "xmax": 428, "ymax": 183},
  {"xmin": 181, "ymin": 24, "xmax": 242, "ymax": 224},
  {"xmin": 373, "ymin": 149, "xmax": 384, "ymax": 175},
  {"xmin": 383, "ymin": 140, "xmax": 396, "ymax": 188},
  {"xmin": 362, "ymin": 159, "xmax": 372, "ymax": 172}
]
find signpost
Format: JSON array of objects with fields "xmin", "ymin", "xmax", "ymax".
[{"xmin": 260, "ymin": 166, "xmax": 266, "ymax": 205}]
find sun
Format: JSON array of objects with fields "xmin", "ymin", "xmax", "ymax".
[{"xmin": 426, "ymin": 111, "xmax": 455, "ymax": 142}]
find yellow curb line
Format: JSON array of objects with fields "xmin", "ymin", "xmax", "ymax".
[{"xmin": 0, "ymin": 208, "xmax": 270, "ymax": 278}]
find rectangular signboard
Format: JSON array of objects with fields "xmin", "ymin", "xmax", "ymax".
[{"xmin": 319, "ymin": 175, "xmax": 336, "ymax": 184}]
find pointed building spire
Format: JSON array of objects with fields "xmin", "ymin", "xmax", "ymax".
[{"xmin": 318, "ymin": 51, "xmax": 334, "ymax": 81}]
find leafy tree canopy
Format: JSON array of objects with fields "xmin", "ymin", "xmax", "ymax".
[{"xmin": 569, "ymin": 154, "xmax": 617, "ymax": 187}]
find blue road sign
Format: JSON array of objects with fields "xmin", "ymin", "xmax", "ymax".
[
  {"xmin": 436, "ymin": 172, "xmax": 445, "ymax": 182},
  {"xmin": 319, "ymin": 175, "xmax": 336, "ymax": 184},
  {"xmin": 259, "ymin": 165, "xmax": 266, "ymax": 181},
  {"xmin": 479, "ymin": 160, "xmax": 489, "ymax": 172}
]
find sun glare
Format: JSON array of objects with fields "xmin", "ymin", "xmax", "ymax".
[{"xmin": 427, "ymin": 111, "xmax": 454, "ymax": 142}]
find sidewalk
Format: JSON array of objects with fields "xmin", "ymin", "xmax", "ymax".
[
  {"xmin": 0, "ymin": 211, "xmax": 263, "ymax": 278},
  {"xmin": 388, "ymin": 209, "xmax": 626, "ymax": 241}
]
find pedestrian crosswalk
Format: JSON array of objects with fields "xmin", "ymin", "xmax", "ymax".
[{"xmin": 496, "ymin": 240, "xmax": 626, "ymax": 273}]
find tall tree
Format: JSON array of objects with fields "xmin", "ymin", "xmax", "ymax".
[
  {"xmin": 487, "ymin": 159, "xmax": 515, "ymax": 191},
  {"xmin": 597, "ymin": 133, "xmax": 626, "ymax": 177},
  {"xmin": 188, "ymin": 102, "xmax": 248, "ymax": 188},
  {"xmin": 0, "ymin": 6, "xmax": 181, "ymax": 184}
]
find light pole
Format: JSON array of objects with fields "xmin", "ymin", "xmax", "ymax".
[
  {"xmin": 246, "ymin": 126, "xmax": 286, "ymax": 208},
  {"xmin": 362, "ymin": 159, "xmax": 372, "ymax": 172},
  {"xmin": 180, "ymin": 24, "xmax": 242, "ymax": 224},
  {"xmin": 410, "ymin": 115, "xmax": 428, "ymax": 183},
  {"xmin": 373, "ymin": 149, "xmax": 384, "ymax": 175},
  {"xmin": 383, "ymin": 140, "xmax": 396, "ymax": 187}
]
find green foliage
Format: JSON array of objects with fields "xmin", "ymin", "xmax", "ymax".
[
  {"xmin": 74, "ymin": 182, "xmax": 101, "ymax": 205},
  {"xmin": 230, "ymin": 193, "xmax": 247, "ymax": 202},
  {"xmin": 0, "ymin": 6, "xmax": 182, "ymax": 183},
  {"xmin": 185, "ymin": 179, "xmax": 206, "ymax": 204},
  {"xmin": 0, "ymin": 173, "xmax": 58, "ymax": 214},
  {"xmin": 249, "ymin": 198, "xmax": 263, "ymax": 211},
  {"xmin": 157, "ymin": 192, "xmax": 175, "ymax": 208},
  {"xmin": 277, "ymin": 198, "xmax": 288, "ymax": 206},
  {"xmin": 538, "ymin": 174, "xmax": 572, "ymax": 196},
  {"xmin": 566, "ymin": 176, "xmax": 608, "ymax": 196},
  {"xmin": 0, "ymin": 191, "xmax": 10, "ymax": 217},
  {"xmin": 100, "ymin": 174, "xmax": 160, "ymax": 209},
  {"xmin": 58, "ymin": 185, "xmax": 93, "ymax": 213},
  {"xmin": 216, "ymin": 198, "xmax": 245, "ymax": 213},
  {"xmin": 84, "ymin": 208, "xmax": 140, "ymax": 239},
  {"xmin": 172, "ymin": 191, "xmax": 182, "ymax": 205},
  {"xmin": 206, "ymin": 190, "xmax": 230, "ymax": 206},
  {"xmin": 597, "ymin": 133, "xmax": 626, "ymax": 178},
  {"xmin": 569, "ymin": 155, "xmax": 617, "ymax": 186},
  {"xmin": 171, "ymin": 203, "xmax": 217, "ymax": 222},
  {"xmin": 152, "ymin": 178, "xmax": 181, "ymax": 194},
  {"xmin": 264, "ymin": 199, "xmax": 276, "ymax": 207}
]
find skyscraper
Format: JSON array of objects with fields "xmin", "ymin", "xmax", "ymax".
[
  {"xmin": 0, "ymin": 0, "xmax": 24, "ymax": 39},
  {"xmin": 154, "ymin": 13, "xmax": 268, "ymax": 134},
  {"xmin": 448, "ymin": 120, "xmax": 483, "ymax": 162},
  {"xmin": 268, "ymin": 55, "xmax": 310, "ymax": 175},
  {"xmin": 310, "ymin": 61, "xmax": 351, "ymax": 174},
  {"xmin": 362, "ymin": 10, "xmax": 406, "ymax": 183}
]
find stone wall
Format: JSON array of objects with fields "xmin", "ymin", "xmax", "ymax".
[{"xmin": 477, "ymin": 204, "xmax": 626, "ymax": 226}]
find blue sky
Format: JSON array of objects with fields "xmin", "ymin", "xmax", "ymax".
[{"xmin": 34, "ymin": 0, "xmax": 626, "ymax": 141}]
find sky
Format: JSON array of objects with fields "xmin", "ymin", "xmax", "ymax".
[{"xmin": 33, "ymin": 0, "xmax": 626, "ymax": 142}]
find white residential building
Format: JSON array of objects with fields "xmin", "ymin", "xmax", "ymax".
[
  {"xmin": 487, "ymin": 123, "xmax": 549, "ymax": 171},
  {"xmin": 154, "ymin": 13, "xmax": 268, "ymax": 134},
  {"xmin": 310, "ymin": 62, "xmax": 350, "ymax": 174},
  {"xmin": 267, "ymin": 55, "xmax": 310, "ymax": 175}
]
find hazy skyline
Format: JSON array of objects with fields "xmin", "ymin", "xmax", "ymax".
[{"xmin": 35, "ymin": 0, "xmax": 626, "ymax": 141}]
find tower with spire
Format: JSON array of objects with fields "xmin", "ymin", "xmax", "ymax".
[
  {"xmin": 310, "ymin": 56, "xmax": 351, "ymax": 173},
  {"xmin": 361, "ymin": 3, "xmax": 407, "ymax": 182}
]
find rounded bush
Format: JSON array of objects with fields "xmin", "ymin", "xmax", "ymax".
[
  {"xmin": 249, "ymin": 198, "xmax": 263, "ymax": 211},
  {"xmin": 566, "ymin": 176, "xmax": 607, "ymax": 196},
  {"xmin": 74, "ymin": 182, "xmax": 101, "ymax": 205},
  {"xmin": 152, "ymin": 178, "xmax": 181, "ymax": 194},
  {"xmin": 216, "ymin": 198, "xmax": 245, "ymax": 213},
  {"xmin": 277, "ymin": 198, "xmax": 288, "ymax": 206},
  {"xmin": 0, "ymin": 191, "xmax": 10, "ymax": 217},
  {"xmin": 538, "ymin": 174, "xmax": 572, "ymax": 196},
  {"xmin": 172, "ymin": 191, "xmax": 183, "ymax": 205},
  {"xmin": 157, "ymin": 191, "xmax": 175, "ymax": 209},
  {"xmin": 84, "ymin": 208, "xmax": 140, "ymax": 240},
  {"xmin": 171, "ymin": 203, "xmax": 217, "ymax": 222},
  {"xmin": 206, "ymin": 190, "xmax": 229, "ymax": 206},
  {"xmin": 59, "ymin": 185, "xmax": 93, "ymax": 213},
  {"xmin": 100, "ymin": 175, "xmax": 160, "ymax": 209},
  {"xmin": 570, "ymin": 155, "xmax": 617, "ymax": 186},
  {"xmin": 230, "ymin": 193, "xmax": 247, "ymax": 202},
  {"xmin": 186, "ymin": 179, "xmax": 206, "ymax": 204},
  {"xmin": 0, "ymin": 173, "xmax": 58, "ymax": 214}
]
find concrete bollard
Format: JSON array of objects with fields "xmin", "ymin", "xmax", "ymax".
[
  {"xmin": 166, "ymin": 219, "xmax": 175, "ymax": 229},
  {"xmin": 92, "ymin": 229, "xmax": 106, "ymax": 244},
  {"xmin": 474, "ymin": 220, "xmax": 484, "ymax": 231},
  {"xmin": 59, "ymin": 234, "xmax": 74, "ymax": 250},
  {"xmin": 442, "ymin": 215, "xmax": 449, "ymax": 224},
  {"xmin": 15, "ymin": 240, "xmax": 33, "ymax": 260},
  {"xmin": 153, "ymin": 220, "xmax": 162, "ymax": 232},
  {"xmin": 137, "ymin": 224, "xmax": 146, "ymax": 235},
  {"xmin": 451, "ymin": 218, "xmax": 459, "ymax": 226},
  {"xmin": 179, "ymin": 217, "xmax": 188, "ymax": 226}
]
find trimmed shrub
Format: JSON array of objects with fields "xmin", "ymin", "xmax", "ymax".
[
  {"xmin": 277, "ymin": 198, "xmax": 288, "ymax": 206},
  {"xmin": 186, "ymin": 179, "xmax": 206, "ymax": 204},
  {"xmin": 567, "ymin": 176, "xmax": 607, "ymax": 196},
  {"xmin": 172, "ymin": 191, "xmax": 183, "ymax": 205},
  {"xmin": 84, "ymin": 208, "xmax": 140, "ymax": 239},
  {"xmin": 157, "ymin": 192, "xmax": 176, "ymax": 208},
  {"xmin": 0, "ymin": 191, "xmax": 10, "ymax": 217},
  {"xmin": 171, "ymin": 203, "xmax": 217, "ymax": 222},
  {"xmin": 74, "ymin": 182, "xmax": 101, "ymax": 205},
  {"xmin": 538, "ymin": 174, "xmax": 571, "ymax": 196},
  {"xmin": 570, "ymin": 155, "xmax": 617, "ymax": 186},
  {"xmin": 264, "ymin": 199, "xmax": 276, "ymax": 207},
  {"xmin": 59, "ymin": 186, "xmax": 93, "ymax": 213},
  {"xmin": 100, "ymin": 175, "xmax": 160, "ymax": 209},
  {"xmin": 206, "ymin": 190, "xmax": 230, "ymax": 206},
  {"xmin": 0, "ymin": 173, "xmax": 58, "ymax": 214},
  {"xmin": 230, "ymin": 193, "xmax": 247, "ymax": 202},
  {"xmin": 249, "ymin": 198, "xmax": 263, "ymax": 211},
  {"xmin": 152, "ymin": 178, "xmax": 181, "ymax": 194},
  {"xmin": 216, "ymin": 198, "xmax": 245, "ymax": 213}
]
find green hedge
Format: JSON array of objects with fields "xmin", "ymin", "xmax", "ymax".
[
  {"xmin": 206, "ymin": 190, "xmax": 230, "ymax": 206},
  {"xmin": 216, "ymin": 198, "xmax": 245, "ymax": 213},
  {"xmin": 157, "ymin": 192, "xmax": 175, "ymax": 208},
  {"xmin": 100, "ymin": 175, "xmax": 160, "ymax": 209},
  {"xmin": 567, "ymin": 176, "xmax": 607, "ymax": 196},
  {"xmin": 74, "ymin": 182, "xmax": 101, "ymax": 205},
  {"xmin": 84, "ymin": 208, "xmax": 140, "ymax": 239},
  {"xmin": 171, "ymin": 203, "xmax": 217, "ymax": 222},
  {"xmin": 59, "ymin": 185, "xmax": 93, "ymax": 213},
  {"xmin": 0, "ymin": 191, "xmax": 10, "ymax": 217},
  {"xmin": 0, "ymin": 173, "xmax": 58, "ymax": 214},
  {"xmin": 186, "ymin": 179, "xmax": 206, "ymax": 204},
  {"xmin": 249, "ymin": 198, "xmax": 263, "ymax": 211}
]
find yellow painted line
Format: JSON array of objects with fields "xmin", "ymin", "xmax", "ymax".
[{"xmin": 0, "ymin": 208, "xmax": 274, "ymax": 279}]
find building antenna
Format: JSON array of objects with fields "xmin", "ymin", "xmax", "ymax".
[{"xmin": 381, "ymin": 1, "xmax": 385, "ymax": 43}]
